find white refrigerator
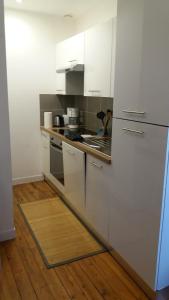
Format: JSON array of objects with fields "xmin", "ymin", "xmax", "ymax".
[{"xmin": 109, "ymin": 0, "xmax": 169, "ymax": 292}]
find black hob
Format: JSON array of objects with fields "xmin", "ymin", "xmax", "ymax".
[{"xmin": 53, "ymin": 127, "xmax": 95, "ymax": 141}]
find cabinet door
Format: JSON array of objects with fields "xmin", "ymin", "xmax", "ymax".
[
  {"xmin": 114, "ymin": 0, "xmax": 169, "ymax": 125},
  {"xmin": 56, "ymin": 33, "xmax": 84, "ymax": 68},
  {"xmin": 110, "ymin": 18, "xmax": 117, "ymax": 98},
  {"xmin": 109, "ymin": 119, "xmax": 168, "ymax": 289},
  {"xmin": 41, "ymin": 132, "xmax": 50, "ymax": 176},
  {"xmin": 63, "ymin": 142, "xmax": 85, "ymax": 214},
  {"xmin": 56, "ymin": 73, "xmax": 66, "ymax": 95},
  {"xmin": 56, "ymin": 33, "xmax": 84, "ymax": 94},
  {"xmin": 56, "ymin": 42, "xmax": 66, "ymax": 94},
  {"xmin": 65, "ymin": 33, "xmax": 84, "ymax": 66},
  {"xmin": 86, "ymin": 155, "xmax": 111, "ymax": 241},
  {"xmin": 84, "ymin": 19, "xmax": 113, "ymax": 97},
  {"xmin": 56, "ymin": 41, "xmax": 67, "ymax": 69}
]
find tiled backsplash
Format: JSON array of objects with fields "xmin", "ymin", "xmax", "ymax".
[
  {"xmin": 40, "ymin": 94, "xmax": 74, "ymax": 126},
  {"xmin": 40, "ymin": 94, "xmax": 113, "ymax": 133},
  {"xmin": 74, "ymin": 96, "xmax": 113, "ymax": 132}
]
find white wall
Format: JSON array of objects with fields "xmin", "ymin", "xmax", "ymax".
[
  {"xmin": 0, "ymin": 0, "xmax": 15, "ymax": 241},
  {"xmin": 75, "ymin": 0, "xmax": 117, "ymax": 32},
  {"xmin": 5, "ymin": 9, "xmax": 76, "ymax": 184},
  {"xmin": 5, "ymin": 2, "xmax": 117, "ymax": 184}
]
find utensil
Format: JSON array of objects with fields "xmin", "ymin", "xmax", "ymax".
[
  {"xmin": 104, "ymin": 110, "xmax": 113, "ymax": 136},
  {"xmin": 97, "ymin": 111, "xmax": 106, "ymax": 126}
]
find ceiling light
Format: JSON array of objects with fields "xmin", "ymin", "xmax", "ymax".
[
  {"xmin": 64, "ymin": 14, "xmax": 73, "ymax": 19},
  {"xmin": 16, "ymin": 0, "xmax": 23, "ymax": 3}
]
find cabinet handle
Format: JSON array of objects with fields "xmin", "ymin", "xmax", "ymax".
[
  {"xmin": 122, "ymin": 128, "xmax": 144, "ymax": 135},
  {"xmin": 122, "ymin": 110, "xmax": 145, "ymax": 115},
  {"xmin": 88, "ymin": 90, "xmax": 100, "ymax": 93},
  {"xmin": 89, "ymin": 161, "xmax": 103, "ymax": 169},
  {"xmin": 56, "ymin": 89, "xmax": 64, "ymax": 91},
  {"xmin": 68, "ymin": 60, "xmax": 77, "ymax": 63},
  {"xmin": 66, "ymin": 149, "xmax": 75, "ymax": 156}
]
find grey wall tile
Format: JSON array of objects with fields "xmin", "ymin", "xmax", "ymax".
[
  {"xmin": 39, "ymin": 94, "xmax": 113, "ymax": 133},
  {"xmin": 87, "ymin": 97, "xmax": 101, "ymax": 113},
  {"xmin": 39, "ymin": 94, "xmax": 75, "ymax": 125},
  {"xmin": 39, "ymin": 94, "xmax": 75, "ymax": 111},
  {"xmin": 79, "ymin": 111, "xmax": 88, "ymax": 126},
  {"xmin": 100, "ymin": 97, "xmax": 113, "ymax": 113},
  {"xmin": 86, "ymin": 112, "xmax": 102, "ymax": 132},
  {"xmin": 58, "ymin": 95, "xmax": 75, "ymax": 110},
  {"xmin": 74, "ymin": 96, "xmax": 88, "ymax": 111},
  {"xmin": 40, "ymin": 109, "xmax": 65, "ymax": 126},
  {"xmin": 75, "ymin": 96, "xmax": 113, "ymax": 132},
  {"xmin": 40, "ymin": 95, "xmax": 58, "ymax": 110}
]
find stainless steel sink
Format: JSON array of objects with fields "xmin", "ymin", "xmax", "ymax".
[{"xmin": 82, "ymin": 137, "xmax": 112, "ymax": 156}]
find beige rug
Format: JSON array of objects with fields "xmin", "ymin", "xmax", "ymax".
[{"xmin": 19, "ymin": 197, "xmax": 105, "ymax": 268}]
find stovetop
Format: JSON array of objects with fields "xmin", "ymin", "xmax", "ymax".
[{"xmin": 52, "ymin": 127, "xmax": 95, "ymax": 137}]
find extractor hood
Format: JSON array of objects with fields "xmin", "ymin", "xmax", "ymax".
[
  {"xmin": 56, "ymin": 64, "xmax": 84, "ymax": 96},
  {"xmin": 56, "ymin": 64, "xmax": 84, "ymax": 74}
]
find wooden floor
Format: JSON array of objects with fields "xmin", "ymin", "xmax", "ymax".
[{"xmin": 0, "ymin": 181, "xmax": 149, "ymax": 300}]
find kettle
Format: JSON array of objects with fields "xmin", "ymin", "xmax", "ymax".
[{"xmin": 53, "ymin": 115, "xmax": 64, "ymax": 127}]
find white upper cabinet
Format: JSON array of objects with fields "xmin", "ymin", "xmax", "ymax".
[
  {"xmin": 56, "ymin": 33, "xmax": 84, "ymax": 94},
  {"xmin": 55, "ymin": 73, "xmax": 66, "ymax": 95},
  {"xmin": 56, "ymin": 33, "xmax": 84, "ymax": 70},
  {"xmin": 114, "ymin": 0, "xmax": 169, "ymax": 125},
  {"xmin": 65, "ymin": 33, "xmax": 84, "ymax": 66},
  {"xmin": 56, "ymin": 42, "xmax": 66, "ymax": 94},
  {"xmin": 84, "ymin": 19, "xmax": 115, "ymax": 98},
  {"xmin": 110, "ymin": 18, "xmax": 117, "ymax": 98},
  {"xmin": 56, "ymin": 41, "xmax": 67, "ymax": 70}
]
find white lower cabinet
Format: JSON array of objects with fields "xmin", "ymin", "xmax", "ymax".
[
  {"xmin": 63, "ymin": 142, "xmax": 85, "ymax": 214},
  {"xmin": 109, "ymin": 118, "xmax": 169, "ymax": 290},
  {"xmin": 41, "ymin": 131, "xmax": 50, "ymax": 176},
  {"xmin": 86, "ymin": 155, "xmax": 111, "ymax": 242}
]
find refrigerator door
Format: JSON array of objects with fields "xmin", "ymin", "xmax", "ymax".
[
  {"xmin": 114, "ymin": 0, "xmax": 169, "ymax": 126},
  {"xmin": 109, "ymin": 118, "xmax": 168, "ymax": 289}
]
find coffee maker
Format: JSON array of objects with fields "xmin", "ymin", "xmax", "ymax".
[{"xmin": 67, "ymin": 108, "xmax": 80, "ymax": 129}]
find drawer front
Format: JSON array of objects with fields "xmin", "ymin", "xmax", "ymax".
[{"xmin": 86, "ymin": 155, "xmax": 111, "ymax": 241}]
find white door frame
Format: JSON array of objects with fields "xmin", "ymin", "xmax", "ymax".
[{"xmin": 0, "ymin": 0, "xmax": 15, "ymax": 241}]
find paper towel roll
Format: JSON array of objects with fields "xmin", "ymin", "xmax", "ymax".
[{"xmin": 44, "ymin": 112, "xmax": 52, "ymax": 128}]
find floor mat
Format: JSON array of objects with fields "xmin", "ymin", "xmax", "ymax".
[{"xmin": 19, "ymin": 197, "xmax": 105, "ymax": 268}]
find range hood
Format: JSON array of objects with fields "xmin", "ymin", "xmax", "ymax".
[
  {"xmin": 56, "ymin": 64, "xmax": 84, "ymax": 96},
  {"xmin": 56, "ymin": 64, "xmax": 84, "ymax": 74}
]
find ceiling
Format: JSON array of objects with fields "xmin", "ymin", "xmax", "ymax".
[{"xmin": 4, "ymin": 0, "xmax": 99, "ymax": 18}]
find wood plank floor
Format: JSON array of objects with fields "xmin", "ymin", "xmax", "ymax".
[{"xmin": 0, "ymin": 181, "xmax": 149, "ymax": 300}]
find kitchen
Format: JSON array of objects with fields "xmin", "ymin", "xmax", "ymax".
[{"xmin": 1, "ymin": 0, "xmax": 169, "ymax": 300}]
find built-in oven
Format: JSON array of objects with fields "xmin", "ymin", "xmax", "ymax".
[{"xmin": 50, "ymin": 136, "xmax": 64, "ymax": 186}]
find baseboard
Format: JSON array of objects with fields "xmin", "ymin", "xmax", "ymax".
[
  {"xmin": 0, "ymin": 227, "xmax": 16, "ymax": 241},
  {"xmin": 12, "ymin": 175, "xmax": 44, "ymax": 186}
]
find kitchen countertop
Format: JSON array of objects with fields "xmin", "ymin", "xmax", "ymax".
[{"xmin": 41, "ymin": 127, "xmax": 112, "ymax": 164}]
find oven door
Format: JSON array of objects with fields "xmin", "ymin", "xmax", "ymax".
[{"xmin": 50, "ymin": 141, "xmax": 64, "ymax": 186}]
